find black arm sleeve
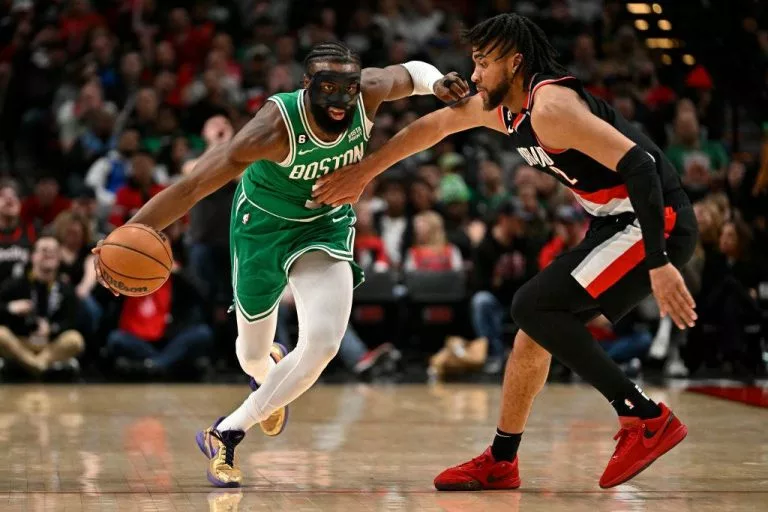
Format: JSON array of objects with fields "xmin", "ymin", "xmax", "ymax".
[{"xmin": 617, "ymin": 145, "xmax": 669, "ymax": 269}]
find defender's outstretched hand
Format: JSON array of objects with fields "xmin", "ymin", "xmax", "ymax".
[{"xmin": 312, "ymin": 161, "xmax": 373, "ymax": 207}]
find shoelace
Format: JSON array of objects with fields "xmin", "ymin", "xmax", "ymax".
[
  {"xmin": 460, "ymin": 453, "xmax": 491, "ymax": 470},
  {"xmin": 212, "ymin": 431, "xmax": 236, "ymax": 467},
  {"xmin": 612, "ymin": 424, "xmax": 643, "ymax": 459}
]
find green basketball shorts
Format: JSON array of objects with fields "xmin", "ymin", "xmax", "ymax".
[{"xmin": 229, "ymin": 186, "xmax": 364, "ymax": 322}]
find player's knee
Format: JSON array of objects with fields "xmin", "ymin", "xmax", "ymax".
[
  {"xmin": 235, "ymin": 335, "xmax": 273, "ymax": 373},
  {"xmin": 471, "ymin": 291, "xmax": 497, "ymax": 313},
  {"xmin": 510, "ymin": 281, "xmax": 538, "ymax": 330},
  {"xmin": 307, "ymin": 324, "xmax": 344, "ymax": 363}
]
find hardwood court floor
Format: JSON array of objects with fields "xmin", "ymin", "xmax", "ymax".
[{"xmin": 0, "ymin": 383, "xmax": 765, "ymax": 511}]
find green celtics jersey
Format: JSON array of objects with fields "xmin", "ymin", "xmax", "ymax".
[{"xmin": 240, "ymin": 89, "xmax": 373, "ymax": 221}]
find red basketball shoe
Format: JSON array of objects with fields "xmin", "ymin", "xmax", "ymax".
[
  {"xmin": 599, "ymin": 402, "xmax": 687, "ymax": 488},
  {"xmin": 434, "ymin": 447, "xmax": 521, "ymax": 491}
]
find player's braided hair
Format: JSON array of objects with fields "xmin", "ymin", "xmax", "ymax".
[
  {"xmin": 303, "ymin": 41, "xmax": 361, "ymax": 71},
  {"xmin": 463, "ymin": 14, "xmax": 567, "ymax": 87}
]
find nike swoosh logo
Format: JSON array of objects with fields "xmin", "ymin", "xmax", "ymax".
[
  {"xmin": 332, "ymin": 216, "xmax": 346, "ymax": 223},
  {"xmin": 643, "ymin": 414, "xmax": 674, "ymax": 446},
  {"xmin": 298, "ymin": 148, "xmax": 318, "ymax": 155},
  {"xmin": 486, "ymin": 472, "xmax": 515, "ymax": 483}
]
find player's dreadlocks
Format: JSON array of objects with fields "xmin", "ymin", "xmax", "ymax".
[
  {"xmin": 464, "ymin": 14, "xmax": 567, "ymax": 86},
  {"xmin": 303, "ymin": 41, "xmax": 361, "ymax": 70}
]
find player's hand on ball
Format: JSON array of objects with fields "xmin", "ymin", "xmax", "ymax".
[
  {"xmin": 312, "ymin": 162, "xmax": 371, "ymax": 207},
  {"xmin": 650, "ymin": 263, "xmax": 696, "ymax": 330},
  {"xmin": 91, "ymin": 240, "xmax": 120, "ymax": 297},
  {"xmin": 433, "ymin": 72, "xmax": 470, "ymax": 103}
]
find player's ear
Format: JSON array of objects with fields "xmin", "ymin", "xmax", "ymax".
[
  {"xmin": 302, "ymin": 74, "xmax": 311, "ymax": 89},
  {"xmin": 511, "ymin": 53, "xmax": 523, "ymax": 73}
]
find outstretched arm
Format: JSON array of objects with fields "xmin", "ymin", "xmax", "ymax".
[
  {"xmin": 362, "ymin": 63, "xmax": 470, "ymax": 115},
  {"xmin": 313, "ymin": 94, "xmax": 503, "ymax": 206},
  {"xmin": 127, "ymin": 103, "xmax": 288, "ymax": 231}
]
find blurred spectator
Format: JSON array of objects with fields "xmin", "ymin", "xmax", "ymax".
[
  {"xmin": 52, "ymin": 210, "xmax": 100, "ymax": 337},
  {"xmin": 666, "ymin": 110, "xmax": 728, "ymax": 200},
  {"xmin": 60, "ymin": 0, "xmax": 106, "ymax": 56},
  {"xmin": 166, "ymin": 7, "xmax": 213, "ymax": 69},
  {"xmin": 592, "ymin": 310, "xmax": 653, "ymax": 376},
  {"xmin": 57, "ymin": 80, "xmax": 116, "ymax": 154},
  {"xmin": 475, "ymin": 160, "xmax": 511, "ymax": 221},
  {"xmin": 568, "ymin": 33, "xmax": 599, "ymax": 84},
  {"xmin": 109, "ymin": 151, "xmax": 166, "ymax": 229},
  {"xmin": 405, "ymin": 211, "xmax": 462, "ymax": 272},
  {"xmin": 85, "ymin": 128, "xmax": 141, "ymax": 215},
  {"xmin": 0, "ymin": 181, "xmax": 36, "ymax": 282},
  {"xmin": 71, "ymin": 186, "xmax": 108, "ymax": 240},
  {"xmin": 439, "ymin": 172, "xmax": 474, "ymax": 258},
  {"xmin": 21, "ymin": 175, "xmax": 72, "ymax": 228},
  {"xmin": 275, "ymin": 34, "xmax": 304, "ymax": 87},
  {"xmin": 374, "ymin": 178, "xmax": 412, "ymax": 268},
  {"xmin": 471, "ymin": 200, "xmax": 535, "ymax": 372},
  {"xmin": 409, "ymin": 177, "xmax": 437, "ymax": 215},
  {"xmin": 109, "ymin": 51, "xmax": 145, "ymax": 107},
  {"xmin": 538, "ymin": 206, "xmax": 587, "ymax": 269},
  {"xmin": 185, "ymin": 116, "xmax": 235, "ymax": 309},
  {"xmin": 128, "ymin": 87, "xmax": 159, "ymax": 137},
  {"xmin": 106, "ymin": 270, "xmax": 213, "ymax": 379},
  {"xmin": 516, "ymin": 184, "xmax": 549, "ymax": 246},
  {"xmin": 353, "ymin": 202, "xmax": 389, "ymax": 272},
  {"xmin": 695, "ymin": 216, "xmax": 765, "ymax": 376},
  {"xmin": 64, "ymin": 108, "xmax": 117, "ymax": 194},
  {"xmin": 0, "ymin": 235, "xmax": 84, "ymax": 376}
]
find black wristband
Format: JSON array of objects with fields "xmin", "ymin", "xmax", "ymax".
[
  {"xmin": 616, "ymin": 145, "xmax": 668, "ymax": 268},
  {"xmin": 646, "ymin": 251, "xmax": 670, "ymax": 269}
]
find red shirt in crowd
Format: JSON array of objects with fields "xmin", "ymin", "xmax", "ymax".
[
  {"xmin": 109, "ymin": 183, "xmax": 166, "ymax": 228},
  {"xmin": 354, "ymin": 234, "xmax": 390, "ymax": 269},
  {"xmin": 21, "ymin": 195, "xmax": 72, "ymax": 227},
  {"xmin": 405, "ymin": 245, "xmax": 462, "ymax": 272},
  {"xmin": 119, "ymin": 280, "xmax": 172, "ymax": 342}
]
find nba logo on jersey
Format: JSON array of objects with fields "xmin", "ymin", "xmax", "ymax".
[{"xmin": 242, "ymin": 213, "xmax": 250, "ymax": 224}]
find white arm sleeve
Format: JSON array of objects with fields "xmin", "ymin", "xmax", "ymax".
[{"xmin": 401, "ymin": 61, "xmax": 445, "ymax": 96}]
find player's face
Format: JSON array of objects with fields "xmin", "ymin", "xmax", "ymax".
[
  {"xmin": 471, "ymin": 45, "xmax": 522, "ymax": 111},
  {"xmin": 304, "ymin": 62, "xmax": 361, "ymax": 135}
]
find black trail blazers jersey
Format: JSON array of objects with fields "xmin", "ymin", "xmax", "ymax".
[
  {"xmin": 0, "ymin": 222, "xmax": 36, "ymax": 282},
  {"xmin": 499, "ymin": 73, "xmax": 689, "ymax": 217}
]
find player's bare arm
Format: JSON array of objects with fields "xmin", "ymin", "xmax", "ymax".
[
  {"xmin": 361, "ymin": 64, "xmax": 470, "ymax": 115},
  {"xmin": 531, "ymin": 85, "xmax": 697, "ymax": 330},
  {"xmin": 313, "ymin": 94, "xmax": 501, "ymax": 206},
  {"xmin": 92, "ymin": 103, "xmax": 289, "ymax": 294}
]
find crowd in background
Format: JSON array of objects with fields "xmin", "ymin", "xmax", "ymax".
[{"xmin": 0, "ymin": 0, "xmax": 766, "ymax": 383}]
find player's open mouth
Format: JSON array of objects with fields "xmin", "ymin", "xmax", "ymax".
[{"xmin": 327, "ymin": 107, "xmax": 346, "ymax": 120}]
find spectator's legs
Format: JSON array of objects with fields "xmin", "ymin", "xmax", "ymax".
[
  {"xmin": 337, "ymin": 324, "xmax": 368, "ymax": 371},
  {"xmin": 107, "ymin": 330, "xmax": 158, "ymax": 361},
  {"xmin": 38, "ymin": 330, "xmax": 85, "ymax": 367},
  {"xmin": 275, "ymin": 300, "xmax": 294, "ymax": 350},
  {"xmin": 188, "ymin": 243, "xmax": 216, "ymax": 300},
  {"xmin": 599, "ymin": 331, "xmax": 653, "ymax": 364},
  {"xmin": 79, "ymin": 295, "xmax": 103, "ymax": 336},
  {"xmin": 0, "ymin": 326, "xmax": 46, "ymax": 373},
  {"xmin": 470, "ymin": 291, "xmax": 505, "ymax": 358},
  {"xmin": 153, "ymin": 324, "xmax": 214, "ymax": 370}
]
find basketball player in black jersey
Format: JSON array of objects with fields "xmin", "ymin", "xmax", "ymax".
[{"xmin": 313, "ymin": 14, "xmax": 698, "ymax": 490}]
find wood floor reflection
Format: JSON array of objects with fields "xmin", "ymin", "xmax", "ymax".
[{"xmin": 0, "ymin": 383, "xmax": 765, "ymax": 511}]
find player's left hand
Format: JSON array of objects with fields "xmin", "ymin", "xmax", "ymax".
[
  {"xmin": 650, "ymin": 263, "xmax": 697, "ymax": 330},
  {"xmin": 312, "ymin": 161, "xmax": 373, "ymax": 207},
  {"xmin": 433, "ymin": 72, "xmax": 470, "ymax": 103}
]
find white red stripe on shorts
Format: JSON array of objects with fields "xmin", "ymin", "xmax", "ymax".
[
  {"xmin": 571, "ymin": 184, "xmax": 635, "ymax": 217},
  {"xmin": 571, "ymin": 207, "xmax": 678, "ymax": 298}
]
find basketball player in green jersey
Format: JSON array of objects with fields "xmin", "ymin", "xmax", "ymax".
[{"xmin": 92, "ymin": 41, "xmax": 469, "ymax": 487}]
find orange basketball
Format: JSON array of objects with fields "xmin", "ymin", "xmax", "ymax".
[{"xmin": 99, "ymin": 224, "xmax": 173, "ymax": 297}]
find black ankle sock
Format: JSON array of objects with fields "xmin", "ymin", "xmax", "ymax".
[
  {"xmin": 491, "ymin": 429, "xmax": 522, "ymax": 462},
  {"xmin": 611, "ymin": 384, "xmax": 661, "ymax": 419}
]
